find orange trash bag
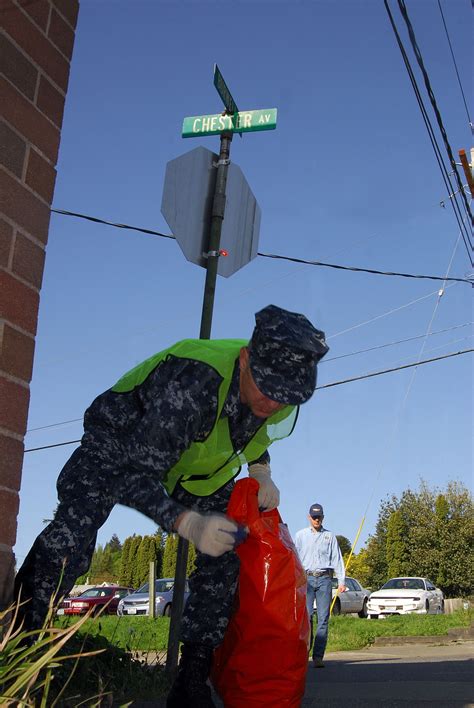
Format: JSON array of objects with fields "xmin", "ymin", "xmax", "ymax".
[{"xmin": 212, "ymin": 478, "xmax": 310, "ymax": 708}]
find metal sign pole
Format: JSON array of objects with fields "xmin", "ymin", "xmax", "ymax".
[{"xmin": 166, "ymin": 130, "xmax": 233, "ymax": 675}]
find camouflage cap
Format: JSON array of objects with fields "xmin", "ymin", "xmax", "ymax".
[{"xmin": 248, "ymin": 304, "xmax": 329, "ymax": 405}]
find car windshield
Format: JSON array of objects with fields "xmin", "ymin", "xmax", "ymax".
[
  {"xmin": 79, "ymin": 588, "xmax": 114, "ymax": 598},
  {"xmin": 381, "ymin": 578, "xmax": 425, "ymax": 590},
  {"xmin": 136, "ymin": 580, "xmax": 174, "ymax": 594}
]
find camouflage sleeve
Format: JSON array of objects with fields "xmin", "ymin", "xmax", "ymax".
[
  {"xmin": 126, "ymin": 356, "xmax": 221, "ymax": 477},
  {"xmin": 122, "ymin": 357, "xmax": 222, "ymax": 531}
]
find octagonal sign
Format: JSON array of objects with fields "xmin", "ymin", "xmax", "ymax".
[{"xmin": 161, "ymin": 146, "xmax": 260, "ymax": 278}]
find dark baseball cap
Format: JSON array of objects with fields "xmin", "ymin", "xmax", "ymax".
[
  {"xmin": 309, "ymin": 503, "xmax": 324, "ymax": 517},
  {"xmin": 248, "ymin": 304, "xmax": 329, "ymax": 405}
]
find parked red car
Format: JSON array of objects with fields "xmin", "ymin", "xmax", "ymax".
[{"xmin": 59, "ymin": 585, "xmax": 134, "ymax": 617}]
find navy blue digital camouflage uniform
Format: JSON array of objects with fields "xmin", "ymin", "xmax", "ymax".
[
  {"xmin": 15, "ymin": 356, "xmax": 270, "ymax": 645},
  {"xmin": 16, "ymin": 305, "xmax": 328, "ymax": 649}
]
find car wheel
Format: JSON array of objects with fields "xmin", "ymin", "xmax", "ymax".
[
  {"xmin": 92, "ymin": 605, "xmax": 103, "ymax": 617},
  {"xmin": 358, "ymin": 598, "xmax": 368, "ymax": 619},
  {"xmin": 369, "ymin": 614, "xmax": 379, "ymax": 620},
  {"xmin": 164, "ymin": 604, "xmax": 172, "ymax": 617},
  {"xmin": 425, "ymin": 599, "xmax": 430, "ymax": 613},
  {"xmin": 332, "ymin": 599, "xmax": 341, "ymax": 616}
]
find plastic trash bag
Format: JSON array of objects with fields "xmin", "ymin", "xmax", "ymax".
[{"xmin": 212, "ymin": 478, "xmax": 309, "ymax": 707}]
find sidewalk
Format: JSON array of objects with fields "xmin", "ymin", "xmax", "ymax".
[
  {"xmin": 303, "ymin": 640, "xmax": 474, "ymax": 707},
  {"xmin": 130, "ymin": 638, "xmax": 474, "ymax": 707}
]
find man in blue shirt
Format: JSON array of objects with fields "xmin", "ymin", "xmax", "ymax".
[{"xmin": 295, "ymin": 503, "xmax": 346, "ymax": 667}]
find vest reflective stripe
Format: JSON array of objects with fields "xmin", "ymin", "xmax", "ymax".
[{"xmin": 112, "ymin": 339, "xmax": 298, "ymax": 497}]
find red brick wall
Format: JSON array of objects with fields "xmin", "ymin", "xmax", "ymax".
[{"xmin": 0, "ymin": 0, "xmax": 79, "ymax": 608}]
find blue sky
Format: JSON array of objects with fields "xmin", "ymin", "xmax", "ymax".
[{"xmin": 16, "ymin": 0, "xmax": 472, "ymax": 569}]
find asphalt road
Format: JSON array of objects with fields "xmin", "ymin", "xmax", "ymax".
[
  {"xmin": 303, "ymin": 641, "xmax": 474, "ymax": 708},
  {"xmin": 131, "ymin": 640, "xmax": 473, "ymax": 707}
]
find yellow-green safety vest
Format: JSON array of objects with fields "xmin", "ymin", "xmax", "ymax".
[{"xmin": 112, "ymin": 339, "xmax": 298, "ymax": 496}]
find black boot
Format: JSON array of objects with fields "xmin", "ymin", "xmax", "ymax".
[{"xmin": 166, "ymin": 642, "xmax": 215, "ymax": 708}]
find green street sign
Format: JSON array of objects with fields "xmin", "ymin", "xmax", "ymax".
[
  {"xmin": 182, "ymin": 108, "xmax": 277, "ymax": 138},
  {"xmin": 213, "ymin": 64, "xmax": 239, "ymax": 115}
]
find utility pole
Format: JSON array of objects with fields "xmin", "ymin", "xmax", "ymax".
[
  {"xmin": 166, "ymin": 131, "xmax": 233, "ymax": 676},
  {"xmin": 162, "ymin": 64, "xmax": 276, "ymax": 675},
  {"xmin": 458, "ymin": 149, "xmax": 474, "ymax": 199}
]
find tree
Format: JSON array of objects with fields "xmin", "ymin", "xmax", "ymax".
[
  {"xmin": 346, "ymin": 547, "xmax": 371, "ymax": 588},
  {"xmin": 364, "ymin": 495, "xmax": 398, "ymax": 589},
  {"xmin": 129, "ymin": 536, "xmax": 143, "ymax": 588},
  {"xmin": 361, "ymin": 480, "xmax": 473, "ymax": 596},
  {"xmin": 162, "ymin": 534, "xmax": 179, "ymax": 578},
  {"xmin": 136, "ymin": 537, "xmax": 151, "ymax": 587},
  {"xmin": 436, "ymin": 482, "xmax": 473, "ymax": 597},
  {"xmin": 336, "ymin": 535, "xmax": 352, "ymax": 557},
  {"xmin": 119, "ymin": 536, "xmax": 134, "ymax": 586},
  {"xmin": 435, "ymin": 493, "xmax": 449, "ymax": 589},
  {"xmin": 106, "ymin": 533, "xmax": 122, "ymax": 554},
  {"xmin": 385, "ymin": 510, "xmax": 409, "ymax": 578},
  {"xmin": 136, "ymin": 535, "xmax": 163, "ymax": 586}
]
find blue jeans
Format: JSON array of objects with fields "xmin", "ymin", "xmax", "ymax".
[{"xmin": 306, "ymin": 575, "xmax": 332, "ymax": 659}]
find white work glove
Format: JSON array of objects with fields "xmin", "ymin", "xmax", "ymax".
[
  {"xmin": 176, "ymin": 511, "xmax": 239, "ymax": 557},
  {"xmin": 248, "ymin": 462, "xmax": 280, "ymax": 511}
]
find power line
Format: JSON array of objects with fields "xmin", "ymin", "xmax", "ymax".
[
  {"xmin": 327, "ymin": 281, "xmax": 457, "ymax": 339},
  {"xmin": 257, "ymin": 251, "xmax": 470, "ymax": 284},
  {"xmin": 316, "ymin": 348, "xmax": 472, "ymax": 391},
  {"xmin": 323, "ymin": 321, "xmax": 472, "ymax": 362},
  {"xmin": 25, "ymin": 320, "xmax": 471, "ymax": 435},
  {"xmin": 25, "ymin": 439, "xmax": 82, "ymax": 453},
  {"xmin": 397, "ymin": 0, "xmax": 474, "ymax": 229},
  {"xmin": 27, "ymin": 417, "xmax": 83, "ymax": 433},
  {"xmin": 51, "ymin": 208, "xmax": 473, "ymax": 284},
  {"xmin": 23, "ymin": 348, "xmax": 472, "ymax": 453},
  {"xmin": 437, "ymin": 0, "xmax": 472, "ymax": 130},
  {"xmin": 51, "ymin": 208, "xmax": 175, "ymax": 240},
  {"xmin": 384, "ymin": 0, "xmax": 474, "ymax": 265}
]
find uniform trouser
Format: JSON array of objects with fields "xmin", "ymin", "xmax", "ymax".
[
  {"xmin": 306, "ymin": 575, "xmax": 332, "ymax": 659},
  {"xmin": 14, "ymin": 443, "xmax": 239, "ymax": 647}
]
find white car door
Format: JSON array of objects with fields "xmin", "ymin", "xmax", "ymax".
[{"xmin": 425, "ymin": 579, "xmax": 441, "ymax": 612}]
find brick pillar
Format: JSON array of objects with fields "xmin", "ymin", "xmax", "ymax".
[{"xmin": 0, "ymin": 0, "xmax": 79, "ymax": 608}]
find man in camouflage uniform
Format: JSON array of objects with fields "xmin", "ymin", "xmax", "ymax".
[{"xmin": 15, "ymin": 304, "xmax": 328, "ymax": 708}]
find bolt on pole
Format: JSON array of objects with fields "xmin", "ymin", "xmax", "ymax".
[{"xmin": 166, "ymin": 131, "xmax": 233, "ymax": 675}]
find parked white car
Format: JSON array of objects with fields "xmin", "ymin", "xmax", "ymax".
[{"xmin": 367, "ymin": 577, "xmax": 444, "ymax": 618}]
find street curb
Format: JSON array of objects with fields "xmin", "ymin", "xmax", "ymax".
[{"xmin": 373, "ymin": 622, "xmax": 474, "ymax": 646}]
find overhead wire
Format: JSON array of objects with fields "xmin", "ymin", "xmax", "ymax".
[
  {"xmin": 398, "ymin": 223, "xmax": 462, "ymax": 406},
  {"xmin": 437, "ymin": 0, "xmax": 473, "ymax": 131},
  {"xmin": 334, "ymin": 213, "xmax": 470, "ymax": 577},
  {"xmin": 25, "ymin": 320, "xmax": 472, "ymax": 435},
  {"xmin": 327, "ymin": 282, "xmax": 457, "ymax": 340},
  {"xmin": 383, "ymin": 0, "xmax": 474, "ymax": 265},
  {"xmin": 322, "ymin": 320, "xmax": 472, "ymax": 362},
  {"xmin": 51, "ymin": 208, "xmax": 473, "ymax": 284},
  {"xmin": 23, "ymin": 348, "xmax": 472, "ymax": 453},
  {"xmin": 316, "ymin": 348, "xmax": 472, "ymax": 391},
  {"xmin": 397, "ymin": 0, "xmax": 474, "ymax": 227}
]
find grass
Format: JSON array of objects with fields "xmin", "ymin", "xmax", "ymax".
[
  {"xmin": 47, "ymin": 632, "xmax": 170, "ymax": 704},
  {"xmin": 324, "ymin": 608, "xmax": 473, "ymax": 652},
  {"xmin": 56, "ymin": 615, "xmax": 171, "ymax": 652},
  {"xmin": 56, "ymin": 607, "xmax": 473, "ymax": 657},
  {"xmin": 40, "ymin": 609, "xmax": 471, "ymax": 702}
]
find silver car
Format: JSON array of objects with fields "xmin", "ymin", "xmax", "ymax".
[
  {"xmin": 117, "ymin": 577, "xmax": 190, "ymax": 617},
  {"xmin": 313, "ymin": 576, "xmax": 371, "ymax": 618}
]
